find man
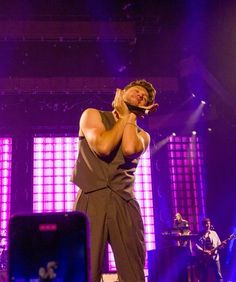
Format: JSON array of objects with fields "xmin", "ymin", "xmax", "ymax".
[
  {"xmin": 196, "ymin": 218, "xmax": 224, "ymax": 282},
  {"xmin": 71, "ymin": 80, "xmax": 158, "ymax": 282}
]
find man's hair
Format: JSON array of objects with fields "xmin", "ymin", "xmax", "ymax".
[
  {"xmin": 124, "ymin": 79, "xmax": 156, "ymax": 106},
  {"xmin": 202, "ymin": 218, "xmax": 211, "ymax": 224}
]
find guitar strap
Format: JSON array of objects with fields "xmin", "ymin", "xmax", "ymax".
[{"xmin": 204, "ymin": 232, "xmax": 213, "ymax": 251}]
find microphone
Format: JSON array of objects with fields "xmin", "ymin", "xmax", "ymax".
[
  {"xmin": 210, "ymin": 225, "xmax": 214, "ymax": 230},
  {"xmin": 124, "ymin": 102, "xmax": 150, "ymax": 115}
]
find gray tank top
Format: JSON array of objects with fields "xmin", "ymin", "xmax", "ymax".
[{"xmin": 71, "ymin": 111, "xmax": 140, "ymax": 200}]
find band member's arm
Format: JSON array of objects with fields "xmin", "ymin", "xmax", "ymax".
[
  {"xmin": 196, "ymin": 242, "xmax": 206, "ymax": 253},
  {"xmin": 196, "ymin": 243, "xmax": 202, "ymax": 251},
  {"xmin": 196, "ymin": 243, "xmax": 211, "ymax": 255},
  {"xmin": 185, "ymin": 220, "xmax": 189, "ymax": 228},
  {"xmin": 183, "ymin": 221, "xmax": 191, "ymax": 234},
  {"xmin": 215, "ymin": 233, "xmax": 222, "ymax": 248},
  {"xmin": 79, "ymin": 108, "xmax": 130, "ymax": 157}
]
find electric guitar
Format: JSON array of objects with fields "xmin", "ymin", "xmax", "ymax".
[{"xmin": 201, "ymin": 233, "xmax": 236, "ymax": 260}]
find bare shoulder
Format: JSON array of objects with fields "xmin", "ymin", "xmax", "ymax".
[
  {"xmin": 81, "ymin": 108, "xmax": 101, "ymax": 119},
  {"xmin": 79, "ymin": 108, "xmax": 105, "ymax": 136},
  {"xmin": 80, "ymin": 108, "xmax": 103, "ymax": 125}
]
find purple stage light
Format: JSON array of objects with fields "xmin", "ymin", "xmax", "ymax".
[
  {"xmin": 168, "ymin": 136, "xmax": 206, "ymax": 231},
  {"xmin": 33, "ymin": 137, "xmax": 79, "ymax": 213},
  {"xmin": 0, "ymin": 138, "xmax": 12, "ymax": 247}
]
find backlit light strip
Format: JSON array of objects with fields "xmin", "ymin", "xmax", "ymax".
[
  {"xmin": 33, "ymin": 137, "xmax": 79, "ymax": 212},
  {"xmin": 168, "ymin": 136, "xmax": 205, "ymax": 231},
  {"xmin": 0, "ymin": 138, "xmax": 12, "ymax": 247}
]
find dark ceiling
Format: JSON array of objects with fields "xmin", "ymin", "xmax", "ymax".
[{"xmin": 0, "ymin": 0, "xmax": 235, "ymax": 135}]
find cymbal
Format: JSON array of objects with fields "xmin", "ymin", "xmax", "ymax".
[{"xmin": 0, "ymin": 236, "xmax": 6, "ymax": 238}]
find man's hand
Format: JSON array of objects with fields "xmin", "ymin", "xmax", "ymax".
[
  {"xmin": 203, "ymin": 250, "xmax": 212, "ymax": 256},
  {"xmin": 125, "ymin": 102, "xmax": 159, "ymax": 118},
  {"xmin": 138, "ymin": 103, "xmax": 159, "ymax": 115},
  {"xmin": 113, "ymin": 88, "xmax": 130, "ymax": 118},
  {"xmin": 144, "ymin": 103, "xmax": 159, "ymax": 112}
]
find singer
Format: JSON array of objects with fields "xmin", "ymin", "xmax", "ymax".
[{"xmin": 71, "ymin": 79, "xmax": 157, "ymax": 282}]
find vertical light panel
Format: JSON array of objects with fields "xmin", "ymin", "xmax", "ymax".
[
  {"xmin": 168, "ymin": 136, "xmax": 206, "ymax": 231},
  {"xmin": 0, "ymin": 138, "xmax": 12, "ymax": 247},
  {"xmin": 33, "ymin": 137, "xmax": 79, "ymax": 212},
  {"xmin": 33, "ymin": 137, "xmax": 155, "ymax": 275},
  {"xmin": 108, "ymin": 146, "xmax": 155, "ymax": 273}
]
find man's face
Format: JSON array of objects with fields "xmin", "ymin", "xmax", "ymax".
[
  {"xmin": 203, "ymin": 220, "xmax": 211, "ymax": 231},
  {"xmin": 123, "ymin": 85, "xmax": 149, "ymax": 107}
]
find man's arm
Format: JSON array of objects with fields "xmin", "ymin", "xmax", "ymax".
[
  {"xmin": 79, "ymin": 108, "xmax": 130, "ymax": 157},
  {"xmin": 80, "ymin": 88, "xmax": 150, "ymax": 158},
  {"xmin": 196, "ymin": 236, "xmax": 215, "ymax": 256},
  {"xmin": 122, "ymin": 113, "xmax": 150, "ymax": 159},
  {"xmin": 215, "ymin": 232, "xmax": 221, "ymax": 247},
  {"xmin": 196, "ymin": 242, "xmax": 203, "ymax": 252},
  {"xmin": 196, "ymin": 242, "xmax": 211, "ymax": 255}
]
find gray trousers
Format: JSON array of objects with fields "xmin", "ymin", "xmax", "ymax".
[
  {"xmin": 74, "ymin": 188, "xmax": 146, "ymax": 282},
  {"xmin": 199, "ymin": 259, "xmax": 223, "ymax": 282}
]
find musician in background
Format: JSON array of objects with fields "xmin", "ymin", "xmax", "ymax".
[
  {"xmin": 173, "ymin": 212, "xmax": 190, "ymax": 235},
  {"xmin": 196, "ymin": 218, "xmax": 223, "ymax": 282},
  {"xmin": 172, "ymin": 212, "xmax": 191, "ymax": 248}
]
